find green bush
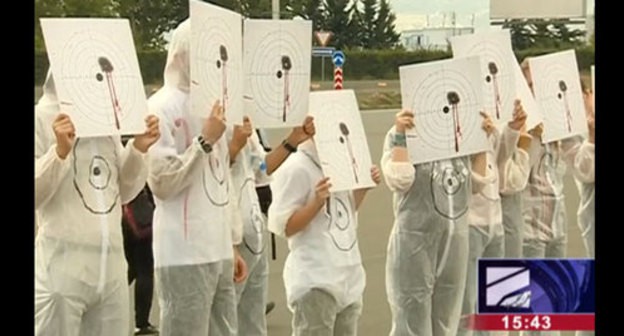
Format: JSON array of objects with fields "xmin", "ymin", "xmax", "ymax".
[{"xmin": 34, "ymin": 45, "xmax": 594, "ymax": 85}]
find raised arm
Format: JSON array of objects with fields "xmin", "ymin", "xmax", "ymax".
[
  {"xmin": 35, "ymin": 112, "xmax": 74, "ymax": 209},
  {"xmin": 380, "ymin": 110, "xmax": 416, "ymax": 193},
  {"xmin": 119, "ymin": 115, "xmax": 160, "ymax": 204}
]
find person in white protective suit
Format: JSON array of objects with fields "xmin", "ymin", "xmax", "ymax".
[
  {"xmin": 573, "ymin": 88, "xmax": 595, "ymax": 259},
  {"xmin": 35, "ymin": 70, "xmax": 161, "ymax": 336},
  {"xmin": 227, "ymin": 109, "xmax": 315, "ymax": 335},
  {"xmin": 146, "ymin": 19, "xmax": 247, "ymax": 336},
  {"xmin": 499, "ymin": 122, "xmax": 533, "ymax": 259},
  {"xmin": 381, "ymin": 109, "xmax": 492, "ymax": 336},
  {"xmin": 267, "ymin": 138, "xmax": 382, "ymax": 335},
  {"xmin": 519, "ymin": 60, "xmax": 592, "ymax": 336},
  {"xmin": 457, "ymin": 101, "xmax": 529, "ymax": 336}
]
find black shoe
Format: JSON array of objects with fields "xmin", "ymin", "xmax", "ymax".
[
  {"xmin": 135, "ymin": 324, "xmax": 159, "ymax": 335},
  {"xmin": 265, "ymin": 301, "xmax": 275, "ymax": 315}
]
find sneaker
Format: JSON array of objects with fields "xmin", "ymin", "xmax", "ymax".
[
  {"xmin": 135, "ymin": 324, "xmax": 159, "ymax": 335},
  {"xmin": 265, "ymin": 301, "xmax": 275, "ymax": 315}
]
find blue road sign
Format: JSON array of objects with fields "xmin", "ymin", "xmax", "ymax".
[
  {"xmin": 312, "ymin": 47, "xmax": 335, "ymax": 57},
  {"xmin": 332, "ymin": 50, "xmax": 345, "ymax": 67}
]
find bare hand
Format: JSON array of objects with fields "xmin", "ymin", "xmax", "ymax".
[
  {"xmin": 290, "ymin": 115, "xmax": 316, "ymax": 145},
  {"xmin": 133, "ymin": 115, "xmax": 161, "ymax": 153},
  {"xmin": 480, "ymin": 111, "xmax": 495, "ymax": 137},
  {"xmin": 233, "ymin": 247, "xmax": 248, "ymax": 283},
  {"xmin": 53, "ymin": 113, "xmax": 76, "ymax": 160},
  {"xmin": 583, "ymin": 90, "xmax": 595, "ymax": 143},
  {"xmin": 370, "ymin": 165, "xmax": 382, "ymax": 185},
  {"xmin": 231, "ymin": 116, "xmax": 253, "ymax": 150},
  {"xmin": 202, "ymin": 100, "xmax": 227, "ymax": 145},
  {"xmin": 395, "ymin": 109, "xmax": 415, "ymax": 134},
  {"xmin": 508, "ymin": 99, "xmax": 527, "ymax": 131},
  {"xmin": 528, "ymin": 122, "xmax": 544, "ymax": 140},
  {"xmin": 314, "ymin": 177, "xmax": 332, "ymax": 203}
]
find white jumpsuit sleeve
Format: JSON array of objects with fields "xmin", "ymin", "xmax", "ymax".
[
  {"xmin": 34, "ymin": 112, "xmax": 72, "ymax": 210},
  {"xmin": 147, "ymin": 116, "xmax": 205, "ymax": 200},
  {"xmin": 572, "ymin": 141, "xmax": 595, "ymax": 183},
  {"xmin": 499, "ymin": 148, "xmax": 531, "ymax": 194},
  {"xmin": 118, "ymin": 138, "xmax": 148, "ymax": 204},
  {"xmin": 380, "ymin": 128, "xmax": 415, "ymax": 194},
  {"xmin": 267, "ymin": 162, "xmax": 311, "ymax": 238},
  {"xmin": 496, "ymin": 125, "xmax": 521, "ymax": 167},
  {"xmin": 227, "ymin": 169, "xmax": 244, "ymax": 245}
]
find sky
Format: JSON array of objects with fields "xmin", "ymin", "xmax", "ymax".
[{"xmin": 389, "ymin": 0, "xmax": 595, "ymax": 32}]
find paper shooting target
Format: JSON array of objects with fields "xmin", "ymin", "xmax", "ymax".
[
  {"xmin": 528, "ymin": 50, "xmax": 587, "ymax": 143},
  {"xmin": 243, "ymin": 19, "xmax": 312, "ymax": 128},
  {"xmin": 399, "ymin": 56, "xmax": 490, "ymax": 165},
  {"xmin": 190, "ymin": 0, "xmax": 244, "ymax": 125},
  {"xmin": 40, "ymin": 18, "xmax": 148, "ymax": 137}
]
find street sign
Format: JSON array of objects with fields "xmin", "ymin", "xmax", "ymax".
[
  {"xmin": 315, "ymin": 31, "xmax": 333, "ymax": 47},
  {"xmin": 334, "ymin": 66, "xmax": 343, "ymax": 90},
  {"xmin": 332, "ymin": 50, "xmax": 345, "ymax": 67},
  {"xmin": 312, "ymin": 46, "xmax": 335, "ymax": 57}
]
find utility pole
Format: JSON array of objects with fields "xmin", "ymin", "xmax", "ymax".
[{"xmin": 272, "ymin": 0, "xmax": 280, "ymax": 19}]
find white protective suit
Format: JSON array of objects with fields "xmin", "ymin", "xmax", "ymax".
[
  {"xmin": 147, "ymin": 19, "xmax": 242, "ymax": 336},
  {"xmin": 520, "ymin": 137, "xmax": 584, "ymax": 336},
  {"xmin": 572, "ymin": 139, "xmax": 595, "ymax": 258},
  {"xmin": 458, "ymin": 125, "xmax": 521, "ymax": 336},
  {"xmin": 268, "ymin": 140, "xmax": 365, "ymax": 336},
  {"xmin": 229, "ymin": 127, "xmax": 270, "ymax": 336},
  {"xmin": 381, "ymin": 126, "xmax": 493, "ymax": 336},
  {"xmin": 499, "ymin": 138, "xmax": 531, "ymax": 258},
  {"xmin": 35, "ymin": 70, "xmax": 148, "ymax": 336}
]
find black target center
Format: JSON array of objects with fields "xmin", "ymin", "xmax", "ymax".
[
  {"xmin": 93, "ymin": 167, "xmax": 101, "ymax": 176},
  {"xmin": 447, "ymin": 178, "xmax": 453, "ymax": 186},
  {"xmin": 485, "ymin": 75, "xmax": 492, "ymax": 83},
  {"xmin": 558, "ymin": 93, "xmax": 563, "ymax": 99},
  {"xmin": 96, "ymin": 73, "xmax": 104, "ymax": 82},
  {"xmin": 217, "ymin": 60, "xmax": 222, "ymax": 69},
  {"xmin": 339, "ymin": 137, "xmax": 345, "ymax": 143},
  {"xmin": 443, "ymin": 106, "xmax": 450, "ymax": 114},
  {"xmin": 276, "ymin": 70, "xmax": 283, "ymax": 79},
  {"xmin": 338, "ymin": 211, "xmax": 342, "ymax": 217}
]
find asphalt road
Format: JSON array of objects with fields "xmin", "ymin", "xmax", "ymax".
[{"xmin": 133, "ymin": 109, "xmax": 587, "ymax": 336}]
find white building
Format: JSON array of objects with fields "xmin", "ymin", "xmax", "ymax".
[{"xmin": 401, "ymin": 26, "xmax": 474, "ymax": 51}]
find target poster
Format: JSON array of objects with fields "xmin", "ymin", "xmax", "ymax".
[
  {"xmin": 309, "ymin": 90, "xmax": 376, "ymax": 192},
  {"xmin": 527, "ymin": 50, "xmax": 587, "ymax": 143},
  {"xmin": 40, "ymin": 18, "xmax": 148, "ymax": 137},
  {"xmin": 450, "ymin": 30, "xmax": 517, "ymax": 124},
  {"xmin": 190, "ymin": 0, "xmax": 244, "ymax": 125},
  {"xmin": 399, "ymin": 56, "xmax": 490, "ymax": 165},
  {"xmin": 243, "ymin": 19, "xmax": 312, "ymax": 128}
]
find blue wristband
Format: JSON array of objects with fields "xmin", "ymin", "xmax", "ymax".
[{"xmin": 392, "ymin": 133, "xmax": 407, "ymax": 147}]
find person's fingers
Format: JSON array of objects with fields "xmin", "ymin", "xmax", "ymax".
[
  {"xmin": 317, "ymin": 177, "xmax": 331, "ymax": 186},
  {"xmin": 479, "ymin": 110, "xmax": 490, "ymax": 119}
]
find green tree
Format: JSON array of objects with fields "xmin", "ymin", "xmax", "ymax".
[
  {"xmin": 35, "ymin": 0, "xmax": 117, "ymax": 52},
  {"xmin": 550, "ymin": 19, "xmax": 586, "ymax": 47},
  {"xmin": 114, "ymin": 0, "xmax": 189, "ymax": 51},
  {"xmin": 359, "ymin": 0, "xmax": 376, "ymax": 48},
  {"xmin": 288, "ymin": 0, "xmax": 325, "ymax": 30},
  {"xmin": 372, "ymin": 0, "xmax": 400, "ymax": 49},
  {"xmin": 503, "ymin": 19, "xmax": 534, "ymax": 50},
  {"xmin": 323, "ymin": 0, "xmax": 352, "ymax": 49},
  {"xmin": 346, "ymin": 0, "xmax": 364, "ymax": 48}
]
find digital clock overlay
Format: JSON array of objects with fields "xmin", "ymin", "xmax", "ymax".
[{"xmin": 478, "ymin": 258, "xmax": 595, "ymax": 314}]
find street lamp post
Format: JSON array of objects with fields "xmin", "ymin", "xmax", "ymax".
[{"xmin": 272, "ymin": 0, "xmax": 280, "ymax": 19}]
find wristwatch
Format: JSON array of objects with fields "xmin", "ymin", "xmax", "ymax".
[
  {"xmin": 197, "ymin": 135, "xmax": 213, "ymax": 154},
  {"xmin": 282, "ymin": 139, "xmax": 297, "ymax": 153}
]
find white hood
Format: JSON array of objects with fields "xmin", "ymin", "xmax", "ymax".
[{"xmin": 164, "ymin": 18, "xmax": 191, "ymax": 93}]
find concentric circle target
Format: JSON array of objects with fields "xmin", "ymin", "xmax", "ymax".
[
  {"xmin": 57, "ymin": 30, "xmax": 143, "ymax": 129},
  {"xmin": 248, "ymin": 30, "xmax": 308, "ymax": 122},
  {"xmin": 464, "ymin": 41, "xmax": 516, "ymax": 121},
  {"xmin": 409, "ymin": 68, "xmax": 482, "ymax": 153},
  {"xmin": 430, "ymin": 159, "xmax": 470, "ymax": 220},
  {"xmin": 327, "ymin": 196, "xmax": 357, "ymax": 251},
  {"xmin": 72, "ymin": 137, "xmax": 120, "ymax": 215},
  {"xmin": 239, "ymin": 177, "xmax": 266, "ymax": 255},
  {"xmin": 194, "ymin": 17, "xmax": 241, "ymax": 116},
  {"xmin": 533, "ymin": 60, "xmax": 585, "ymax": 141},
  {"xmin": 202, "ymin": 146, "xmax": 229, "ymax": 207}
]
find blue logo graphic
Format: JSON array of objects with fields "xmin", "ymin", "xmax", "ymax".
[
  {"xmin": 332, "ymin": 50, "xmax": 345, "ymax": 67},
  {"xmin": 478, "ymin": 259, "xmax": 595, "ymax": 314}
]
